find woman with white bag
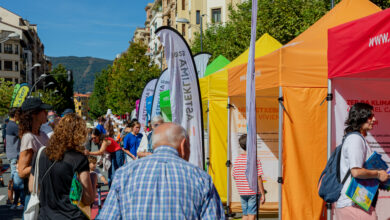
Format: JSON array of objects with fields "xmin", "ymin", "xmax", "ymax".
[{"xmin": 28, "ymin": 113, "xmax": 95, "ymax": 219}]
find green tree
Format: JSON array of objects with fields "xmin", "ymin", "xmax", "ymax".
[
  {"xmin": 0, "ymin": 78, "xmax": 14, "ymax": 116},
  {"xmin": 105, "ymin": 42, "xmax": 160, "ymax": 115},
  {"xmin": 89, "ymin": 67, "xmax": 110, "ymax": 119}
]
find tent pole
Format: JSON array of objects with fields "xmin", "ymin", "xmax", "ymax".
[
  {"xmin": 278, "ymin": 86, "xmax": 283, "ymax": 220},
  {"xmin": 206, "ymin": 100, "xmax": 210, "ymax": 171},
  {"xmin": 226, "ymin": 97, "xmax": 232, "ymax": 217},
  {"xmin": 327, "ymin": 79, "xmax": 332, "ymax": 220}
]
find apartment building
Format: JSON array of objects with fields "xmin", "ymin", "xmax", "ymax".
[
  {"xmin": 0, "ymin": 7, "xmax": 48, "ymax": 84},
  {"xmin": 74, "ymin": 93, "xmax": 91, "ymax": 120}
]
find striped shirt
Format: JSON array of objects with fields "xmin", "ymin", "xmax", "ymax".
[
  {"xmin": 97, "ymin": 145, "xmax": 225, "ymax": 220},
  {"xmin": 232, "ymin": 154, "xmax": 263, "ymax": 195}
]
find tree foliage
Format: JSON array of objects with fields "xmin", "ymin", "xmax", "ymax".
[
  {"xmin": 0, "ymin": 78, "xmax": 14, "ymax": 116},
  {"xmin": 89, "ymin": 42, "xmax": 160, "ymax": 118},
  {"xmin": 191, "ymin": 0, "xmax": 389, "ymax": 61}
]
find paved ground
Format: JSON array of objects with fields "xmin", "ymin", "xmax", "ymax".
[{"xmin": 0, "ymin": 136, "xmax": 277, "ymax": 219}]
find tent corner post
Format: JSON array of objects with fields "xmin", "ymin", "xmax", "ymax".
[
  {"xmin": 226, "ymin": 97, "xmax": 232, "ymax": 218},
  {"xmin": 278, "ymin": 86, "xmax": 283, "ymax": 220},
  {"xmin": 327, "ymin": 79, "xmax": 333, "ymax": 220}
]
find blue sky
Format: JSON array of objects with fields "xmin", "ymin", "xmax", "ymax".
[{"xmin": 0, "ymin": 0, "xmax": 152, "ymax": 60}]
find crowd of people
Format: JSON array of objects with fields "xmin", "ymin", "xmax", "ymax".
[{"xmin": 2, "ymin": 96, "xmax": 389, "ymax": 220}]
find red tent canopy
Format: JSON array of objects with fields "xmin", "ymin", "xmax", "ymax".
[{"xmin": 328, "ymin": 8, "xmax": 390, "ymax": 79}]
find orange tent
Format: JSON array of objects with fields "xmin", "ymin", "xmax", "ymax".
[{"xmin": 227, "ymin": 0, "xmax": 381, "ymax": 219}]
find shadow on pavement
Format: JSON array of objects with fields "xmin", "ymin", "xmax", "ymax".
[{"xmin": 0, "ymin": 205, "xmax": 23, "ymax": 220}]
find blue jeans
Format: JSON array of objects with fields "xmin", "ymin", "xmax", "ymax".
[
  {"xmin": 10, "ymin": 159, "xmax": 25, "ymax": 205},
  {"xmin": 240, "ymin": 194, "xmax": 258, "ymax": 215},
  {"xmin": 108, "ymin": 150, "xmax": 124, "ymax": 187}
]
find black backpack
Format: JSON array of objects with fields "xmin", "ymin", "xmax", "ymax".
[{"xmin": 318, "ymin": 132, "xmax": 364, "ymax": 203}]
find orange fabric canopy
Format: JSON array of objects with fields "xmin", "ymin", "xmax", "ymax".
[{"xmin": 228, "ymin": 0, "xmax": 381, "ymax": 96}]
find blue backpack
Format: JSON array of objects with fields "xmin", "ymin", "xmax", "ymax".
[{"xmin": 318, "ymin": 132, "xmax": 363, "ymax": 203}]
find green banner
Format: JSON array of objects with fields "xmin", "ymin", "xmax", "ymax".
[
  {"xmin": 159, "ymin": 90, "xmax": 172, "ymax": 122},
  {"xmin": 10, "ymin": 83, "xmax": 21, "ymax": 107}
]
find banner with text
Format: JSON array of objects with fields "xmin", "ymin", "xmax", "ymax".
[
  {"xmin": 156, "ymin": 26, "xmax": 204, "ymax": 168},
  {"xmin": 151, "ymin": 69, "xmax": 170, "ymax": 119},
  {"xmin": 229, "ymin": 96, "xmax": 279, "ymax": 211},
  {"xmin": 332, "ymin": 78, "xmax": 390, "ymax": 219},
  {"xmin": 137, "ymin": 79, "xmax": 157, "ymax": 133}
]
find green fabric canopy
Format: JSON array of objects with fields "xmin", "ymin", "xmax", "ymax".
[{"xmin": 203, "ymin": 55, "xmax": 230, "ymax": 77}]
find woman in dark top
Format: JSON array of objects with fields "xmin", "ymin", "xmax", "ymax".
[{"xmin": 29, "ymin": 114, "xmax": 95, "ymax": 219}]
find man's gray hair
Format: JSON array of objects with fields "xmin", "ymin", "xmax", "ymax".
[
  {"xmin": 151, "ymin": 115, "xmax": 164, "ymax": 125},
  {"xmin": 151, "ymin": 123, "xmax": 188, "ymax": 149}
]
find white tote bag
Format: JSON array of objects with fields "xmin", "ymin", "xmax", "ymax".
[{"xmin": 24, "ymin": 146, "xmax": 46, "ymax": 220}]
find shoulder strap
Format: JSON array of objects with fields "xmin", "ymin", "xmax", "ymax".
[
  {"xmin": 33, "ymin": 146, "xmax": 46, "ymax": 194},
  {"xmin": 338, "ymin": 132, "xmax": 365, "ymax": 184}
]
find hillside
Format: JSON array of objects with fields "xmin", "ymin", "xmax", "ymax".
[{"xmin": 48, "ymin": 56, "xmax": 113, "ymax": 93}]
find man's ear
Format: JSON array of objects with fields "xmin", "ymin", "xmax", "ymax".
[{"xmin": 179, "ymin": 138, "xmax": 188, "ymax": 160}]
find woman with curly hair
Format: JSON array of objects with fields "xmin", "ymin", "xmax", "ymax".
[
  {"xmin": 17, "ymin": 97, "xmax": 51, "ymax": 210},
  {"xmin": 29, "ymin": 113, "xmax": 95, "ymax": 219},
  {"xmin": 335, "ymin": 103, "xmax": 390, "ymax": 219},
  {"xmin": 85, "ymin": 128, "xmax": 124, "ymax": 187}
]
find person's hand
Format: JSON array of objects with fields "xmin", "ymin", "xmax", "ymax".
[
  {"xmin": 103, "ymin": 180, "xmax": 108, "ymax": 185},
  {"xmin": 84, "ymin": 149, "xmax": 90, "ymax": 156},
  {"xmin": 260, "ymin": 193, "xmax": 266, "ymax": 205},
  {"xmin": 377, "ymin": 170, "xmax": 389, "ymax": 182}
]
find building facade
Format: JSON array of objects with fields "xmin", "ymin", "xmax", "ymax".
[
  {"xmin": 0, "ymin": 7, "xmax": 49, "ymax": 85},
  {"xmin": 73, "ymin": 93, "xmax": 91, "ymax": 120}
]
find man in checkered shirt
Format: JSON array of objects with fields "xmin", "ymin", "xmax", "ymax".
[{"xmin": 97, "ymin": 122, "xmax": 225, "ymax": 219}]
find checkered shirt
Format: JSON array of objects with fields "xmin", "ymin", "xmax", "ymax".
[{"xmin": 97, "ymin": 145, "xmax": 225, "ymax": 220}]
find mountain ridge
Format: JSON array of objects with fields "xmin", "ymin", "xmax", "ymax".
[{"xmin": 48, "ymin": 56, "xmax": 113, "ymax": 93}]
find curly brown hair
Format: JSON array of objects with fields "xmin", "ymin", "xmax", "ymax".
[
  {"xmin": 104, "ymin": 118, "xmax": 114, "ymax": 138},
  {"xmin": 18, "ymin": 108, "xmax": 44, "ymax": 139},
  {"xmin": 46, "ymin": 113, "xmax": 87, "ymax": 161}
]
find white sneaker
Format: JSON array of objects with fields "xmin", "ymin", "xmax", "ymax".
[{"xmin": 10, "ymin": 204, "xmax": 16, "ymax": 210}]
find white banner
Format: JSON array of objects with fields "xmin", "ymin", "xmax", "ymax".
[
  {"xmin": 151, "ymin": 69, "xmax": 170, "ymax": 119},
  {"xmin": 137, "ymin": 78, "xmax": 157, "ymax": 133},
  {"xmin": 332, "ymin": 78, "xmax": 390, "ymax": 219},
  {"xmin": 156, "ymin": 27, "xmax": 204, "ymax": 168},
  {"xmin": 194, "ymin": 52, "xmax": 211, "ymax": 78}
]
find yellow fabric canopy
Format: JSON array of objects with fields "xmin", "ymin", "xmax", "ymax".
[{"xmin": 227, "ymin": 0, "xmax": 381, "ymax": 219}]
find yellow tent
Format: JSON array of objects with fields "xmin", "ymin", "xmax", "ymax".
[
  {"xmin": 199, "ymin": 33, "xmax": 282, "ymax": 203},
  {"xmin": 227, "ymin": 0, "xmax": 381, "ymax": 219}
]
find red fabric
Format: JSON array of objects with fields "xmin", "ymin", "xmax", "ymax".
[
  {"xmin": 232, "ymin": 154, "xmax": 263, "ymax": 195},
  {"xmin": 105, "ymin": 137, "xmax": 121, "ymax": 153},
  {"xmin": 328, "ymin": 9, "xmax": 390, "ymax": 79}
]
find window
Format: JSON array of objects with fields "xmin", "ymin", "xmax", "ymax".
[
  {"xmin": 4, "ymin": 44, "xmax": 13, "ymax": 54},
  {"xmin": 0, "ymin": 61, "xmax": 2, "ymax": 70},
  {"xmin": 154, "ymin": 22, "xmax": 157, "ymax": 30},
  {"xmin": 182, "ymin": 24, "xmax": 186, "ymax": 37},
  {"xmin": 4, "ymin": 61, "xmax": 12, "ymax": 71},
  {"xmin": 155, "ymin": 43, "xmax": 157, "ymax": 53},
  {"xmin": 211, "ymin": 8, "xmax": 221, "ymax": 23},
  {"xmin": 14, "ymin": 45, "xmax": 18, "ymax": 54},
  {"xmin": 182, "ymin": 0, "xmax": 185, "ymax": 10},
  {"xmin": 0, "ymin": 43, "xmax": 2, "ymax": 53},
  {"xmin": 196, "ymin": 10, "xmax": 200, "ymax": 25},
  {"xmin": 15, "ymin": 61, "xmax": 19, "ymax": 71}
]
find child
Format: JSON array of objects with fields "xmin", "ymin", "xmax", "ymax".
[
  {"xmin": 232, "ymin": 134, "xmax": 266, "ymax": 220},
  {"xmin": 88, "ymin": 156, "xmax": 108, "ymax": 186}
]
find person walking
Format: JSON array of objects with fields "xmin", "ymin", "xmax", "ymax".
[
  {"xmin": 6, "ymin": 108, "xmax": 24, "ymax": 210},
  {"xmin": 232, "ymin": 134, "xmax": 265, "ymax": 220},
  {"xmin": 17, "ymin": 97, "xmax": 51, "ymax": 210},
  {"xmin": 335, "ymin": 103, "xmax": 390, "ymax": 219},
  {"xmin": 97, "ymin": 122, "xmax": 225, "ymax": 219},
  {"xmin": 28, "ymin": 113, "xmax": 95, "ymax": 219}
]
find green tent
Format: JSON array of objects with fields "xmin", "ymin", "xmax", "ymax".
[
  {"xmin": 203, "ymin": 55, "xmax": 230, "ymax": 77},
  {"xmin": 159, "ymin": 90, "xmax": 172, "ymax": 122}
]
